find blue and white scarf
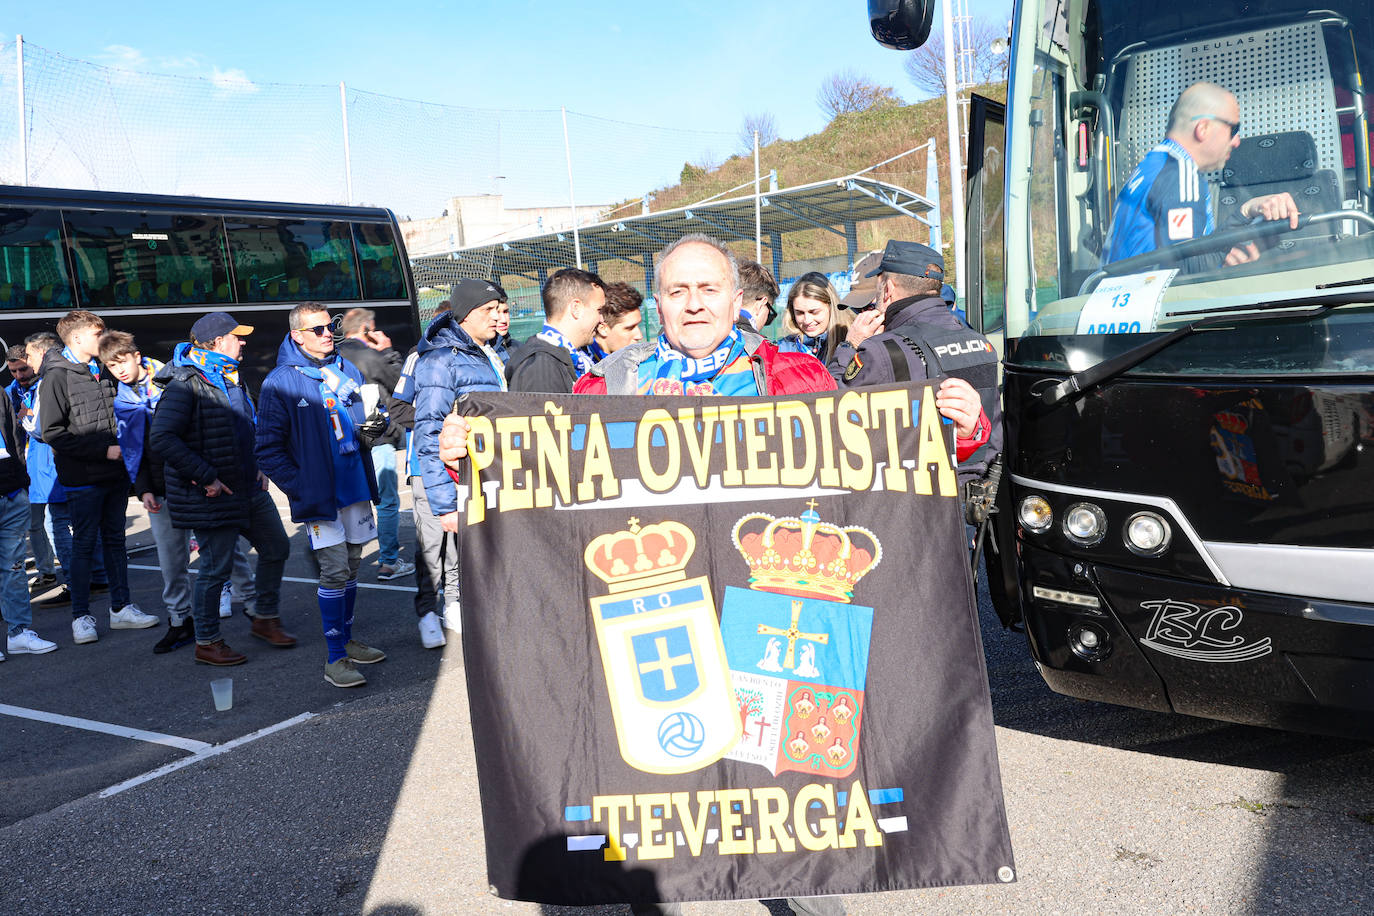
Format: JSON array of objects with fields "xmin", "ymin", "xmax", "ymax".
[
  {"xmin": 536, "ymin": 324, "xmax": 594, "ymax": 376},
  {"xmin": 581, "ymin": 340, "xmax": 609, "ymax": 365},
  {"xmin": 295, "ymin": 356, "xmax": 361, "ymax": 456},
  {"xmin": 636, "ymin": 329, "xmax": 758, "ymax": 397},
  {"xmin": 61, "ymin": 346, "xmax": 101, "ymax": 378},
  {"xmin": 173, "ymin": 343, "xmax": 248, "ymax": 409},
  {"xmin": 112, "ymin": 357, "xmax": 164, "ymax": 481}
]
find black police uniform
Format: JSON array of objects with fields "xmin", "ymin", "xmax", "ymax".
[{"xmin": 832, "ymin": 294, "xmax": 1003, "ymax": 482}]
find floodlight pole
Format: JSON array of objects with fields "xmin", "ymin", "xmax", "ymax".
[
  {"xmin": 754, "ymin": 131, "xmax": 762, "ymax": 263},
  {"xmin": 340, "ymin": 81, "xmax": 354, "ymax": 205},
  {"xmin": 562, "ymin": 107, "xmax": 583, "ymax": 268},
  {"xmin": 939, "ymin": 0, "xmax": 967, "ymax": 297},
  {"xmin": 16, "ymin": 35, "xmax": 27, "ymax": 186}
]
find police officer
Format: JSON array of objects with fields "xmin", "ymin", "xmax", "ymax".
[{"xmin": 833, "ymin": 240, "xmax": 1001, "ymax": 481}]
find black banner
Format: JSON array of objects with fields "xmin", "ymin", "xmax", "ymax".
[{"xmin": 455, "ymin": 382, "xmax": 1014, "ymax": 905}]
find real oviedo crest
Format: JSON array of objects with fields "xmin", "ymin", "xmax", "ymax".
[{"xmin": 586, "ymin": 519, "xmax": 742, "ymax": 774}]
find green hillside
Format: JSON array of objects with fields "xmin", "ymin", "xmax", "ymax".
[{"xmin": 629, "ymin": 83, "xmax": 1007, "ymax": 284}]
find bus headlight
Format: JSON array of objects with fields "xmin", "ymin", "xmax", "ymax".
[
  {"xmin": 1019, "ymin": 495, "xmax": 1053, "ymax": 532},
  {"xmin": 1063, "ymin": 503, "xmax": 1106, "ymax": 546},
  {"xmin": 1124, "ymin": 512, "xmax": 1171, "ymax": 556}
]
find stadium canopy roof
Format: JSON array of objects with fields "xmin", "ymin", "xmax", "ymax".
[{"xmin": 410, "ymin": 175, "xmax": 938, "ymax": 289}]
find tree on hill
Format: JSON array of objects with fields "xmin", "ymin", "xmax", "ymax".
[
  {"xmin": 738, "ymin": 112, "xmax": 778, "ymax": 156},
  {"xmin": 816, "ymin": 70, "xmax": 903, "ymax": 121},
  {"xmin": 904, "ymin": 21, "xmax": 1010, "ymax": 97}
]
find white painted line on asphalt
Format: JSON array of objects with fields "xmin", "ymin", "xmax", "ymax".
[
  {"xmin": 126, "ymin": 564, "xmax": 416, "ymax": 592},
  {"xmin": 0, "ymin": 704, "xmax": 212, "ymax": 753},
  {"xmin": 98, "ymin": 711, "xmax": 317, "ymax": 799}
]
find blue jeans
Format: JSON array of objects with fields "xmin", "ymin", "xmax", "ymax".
[
  {"xmin": 44, "ymin": 500, "xmax": 103, "ymax": 584},
  {"xmin": 65, "ymin": 484, "xmax": 131, "ymax": 618},
  {"xmin": 192, "ymin": 490, "xmax": 290, "ymax": 644},
  {"xmin": 1, "ymin": 490, "xmax": 33, "ymax": 633},
  {"xmin": 371, "ymin": 443, "xmax": 399, "ymax": 566}
]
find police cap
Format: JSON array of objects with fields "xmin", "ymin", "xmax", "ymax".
[{"xmin": 865, "ymin": 240, "xmax": 945, "ymax": 280}]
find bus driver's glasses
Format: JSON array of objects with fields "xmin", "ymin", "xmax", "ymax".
[{"xmin": 1192, "ymin": 114, "xmax": 1240, "ymax": 138}]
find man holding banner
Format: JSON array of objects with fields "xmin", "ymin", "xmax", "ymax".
[{"xmin": 437, "ymin": 234, "xmax": 1011, "ymax": 911}]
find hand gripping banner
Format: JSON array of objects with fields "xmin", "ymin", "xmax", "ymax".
[{"xmin": 453, "ymin": 382, "xmax": 1014, "ymax": 906}]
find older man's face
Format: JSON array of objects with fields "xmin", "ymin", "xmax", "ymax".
[{"xmin": 656, "ymin": 242, "xmax": 742, "ymax": 357}]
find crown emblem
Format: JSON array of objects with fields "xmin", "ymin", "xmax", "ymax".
[
  {"xmin": 732, "ymin": 500, "xmax": 881, "ymax": 603},
  {"xmin": 584, "ymin": 517, "xmax": 696, "ymax": 594}
]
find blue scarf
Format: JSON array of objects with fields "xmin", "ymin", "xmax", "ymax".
[
  {"xmin": 294, "ymin": 355, "xmax": 361, "ymax": 456},
  {"xmin": 637, "ymin": 329, "xmax": 758, "ymax": 397},
  {"xmin": 61, "ymin": 346, "xmax": 101, "ymax": 377},
  {"xmin": 112, "ymin": 358, "xmax": 164, "ymax": 481},
  {"xmin": 174, "ymin": 343, "xmax": 244, "ymax": 401},
  {"xmin": 536, "ymin": 324, "xmax": 594, "ymax": 376},
  {"xmin": 582, "ymin": 340, "xmax": 608, "ymax": 364}
]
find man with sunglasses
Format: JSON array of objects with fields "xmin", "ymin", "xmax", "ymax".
[
  {"xmin": 257, "ymin": 304, "xmax": 385, "ymax": 688},
  {"xmin": 734, "ymin": 259, "xmax": 780, "ymax": 333},
  {"xmin": 1103, "ymin": 81, "xmax": 1299, "ymax": 270}
]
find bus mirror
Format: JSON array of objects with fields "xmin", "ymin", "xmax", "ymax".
[{"xmin": 869, "ymin": 0, "xmax": 935, "ymax": 50}]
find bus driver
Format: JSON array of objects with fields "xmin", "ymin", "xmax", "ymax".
[{"xmin": 1102, "ymin": 81, "xmax": 1300, "ymax": 270}]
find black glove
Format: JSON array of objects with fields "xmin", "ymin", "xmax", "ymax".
[{"xmin": 356, "ymin": 406, "xmax": 390, "ymax": 446}]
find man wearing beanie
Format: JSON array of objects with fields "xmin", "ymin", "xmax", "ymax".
[{"xmin": 407, "ymin": 278, "xmax": 507, "ymax": 647}]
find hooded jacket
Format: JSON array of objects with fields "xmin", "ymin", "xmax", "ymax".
[
  {"xmin": 8, "ymin": 378, "xmax": 62, "ymax": 503},
  {"xmin": 37, "ymin": 347, "xmax": 127, "ymax": 489},
  {"xmin": 411, "ymin": 311, "xmax": 506, "ymax": 517},
  {"xmin": 255, "ymin": 335, "xmax": 379, "ymax": 524}
]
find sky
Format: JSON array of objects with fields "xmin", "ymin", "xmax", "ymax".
[
  {"xmin": 5, "ymin": 0, "xmax": 1012, "ymax": 143},
  {"xmin": 3, "ymin": 1, "xmax": 1014, "ymax": 216}
]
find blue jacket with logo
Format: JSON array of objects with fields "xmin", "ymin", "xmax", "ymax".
[
  {"xmin": 410, "ymin": 312, "xmax": 506, "ymax": 518},
  {"xmin": 255, "ymin": 336, "xmax": 379, "ymax": 524}
]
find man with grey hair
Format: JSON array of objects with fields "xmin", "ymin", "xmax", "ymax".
[{"xmin": 1103, "ymin": 80, "xmax": 1299, "ymax": 269}]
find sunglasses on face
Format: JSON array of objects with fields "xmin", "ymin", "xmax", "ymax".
[
  {"xmin": 1193, "ymin": 114, "xmax": 1240, "ymax": 138},
  {"xmin": 296, "ymin": 324, "xmax": 333, "ymax": 337}
]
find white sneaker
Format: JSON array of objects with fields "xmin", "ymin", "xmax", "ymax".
[
  {"xmin": 442, "ymin": 603, "xmax": 462, "ymax": 633},
  {"xmin": 418, "ymin": 611, "xmax": 446, "ymax": 649},
  {"xmin": 7, "ymin": 628, "xmax": 58, "ymax": 655},
  {"xmin": 378, "ymin": 559, "xmax": 416, "ymax": 581},
  {"xmin": 73, "ymin": 615, "xmax": 99, "ymax": 644},
  {"xmin": 110, "ymin": 604, "xmax": 159, "ymax": 629},
  {"xmin": 219, "ymin": 584, "xmax": 232, "ymax": 618}
]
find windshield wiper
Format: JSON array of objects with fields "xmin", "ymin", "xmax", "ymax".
[{"xmin": 1038, "ymin": 292, "xmax": 1371, "ymax": 408}]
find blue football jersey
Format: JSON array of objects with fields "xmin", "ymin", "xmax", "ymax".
[{"xmin": 1103, "ymin": 140, "xmax": 1216, "ymax": 268}]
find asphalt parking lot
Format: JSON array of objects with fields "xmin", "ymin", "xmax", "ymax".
[{"xmin": 1, "ymin": 487, "xmax": 1371, "ymax": 915}]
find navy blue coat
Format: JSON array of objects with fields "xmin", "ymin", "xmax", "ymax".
[
  {"xmin": 412, "ymin": 312, "xmax": 505, "ymax": 517},
  {"xmin": 255, "ymin": 336, "xmax": 379, "ymax": 524}
]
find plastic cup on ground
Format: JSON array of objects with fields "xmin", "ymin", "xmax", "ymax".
[{"xmin": 210, "ymin": 677, "xmax": 233, "ymax": 711}]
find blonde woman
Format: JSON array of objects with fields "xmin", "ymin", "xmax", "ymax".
[{"xmin": 777, "ymin": 271, "xmax": 850, "ymax": 365}]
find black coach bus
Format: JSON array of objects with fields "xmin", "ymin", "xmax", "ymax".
[
  {"xmin": 0, "ymin": 185, "xmax": 420, "ymax": 385},
  {"xmin": 873, "ymin": 1, "xmax": 1374, "ymax": 737}
]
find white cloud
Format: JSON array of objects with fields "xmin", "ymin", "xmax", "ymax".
[
  {"xmin": 211, "ymin": 67, "xmax": 258, "ymax": 94},
  {"xmin": 99, "ymin": 44, "xmax": 149, "ymax": 68},
  {"xmin": 158, "ymin": 54, "xmax": 202, "ymax": 71}
]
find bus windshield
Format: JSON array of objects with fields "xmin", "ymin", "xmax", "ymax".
[{"xmin": 1005, "ymin": 0, "xmax": 1374, "ymax": 375}]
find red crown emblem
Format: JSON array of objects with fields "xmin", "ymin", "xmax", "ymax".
[
  {"xmin": 732, "ymin": 501, "xmax": 881, "ymax": 603},
  {"xmin": 583, "ymin": 517, "xmax": 695, "ymax": 594}
]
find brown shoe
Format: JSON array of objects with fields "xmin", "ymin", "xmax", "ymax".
[
  {"xmin": 250, "ymin": 616, "xmax": 297, "ymax": 648},
  {"xmin": 194, "ymin": 639, "xmax": 247, "ymax": 666}
]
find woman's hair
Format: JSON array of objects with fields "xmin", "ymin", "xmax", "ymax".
[{"xmin": 781, "ymin": 272, "xmax": 850, "ymax": 363}]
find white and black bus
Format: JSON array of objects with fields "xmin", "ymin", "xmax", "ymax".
[
  {"xmin": 0, "ymin": 185, "xmax": 419, "ymax": 384},
  {"xmin": 873, "ymin": 1, "xmax": 1374, "ymax": 738}
]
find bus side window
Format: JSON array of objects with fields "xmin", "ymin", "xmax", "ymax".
[
  {"xmin": 354, "ymin": 222, "xmax": 406, "ymax": 300},
  {"xmin": 227, "ymin": 218, "xmax": 360, "ymax": 303},
  {"xmin": 0, "ymin": 207, "xmax": 72, "ymax": 311},
  {"xmin": 65, "ymin": 210, "xmax": 228, "ymax": 311}
]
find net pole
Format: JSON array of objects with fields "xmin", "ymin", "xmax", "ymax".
[
  {"xmin": 561, "ymin": 106, "xmax": 582, "ymax": 268},
  {"xmin": 754, "ymin": 130, "xmax": 762, "ymax": 263},
  {"xmin": 340, "ymin": 81, "xmax": 354, "ymax": 205},
  {"xmin": 939, "ymin": 0, "xmax": 967, "ymax": 294},
  {"xmin": 16, "ymin": 35, "xmax": 27, "ymax": 186}
]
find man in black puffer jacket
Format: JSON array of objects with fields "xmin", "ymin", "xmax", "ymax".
[
  {"xmin": 149, "ymin": 312, "xmax": 293, "ymax": 667},
  {"xmin": 40, "ymin": 310, "xmax": 158, "ymax": 646}
]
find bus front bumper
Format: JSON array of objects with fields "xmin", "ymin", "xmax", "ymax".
[{"xmin": 1019, "ymin": 544, "xmax": 1374, "ymax": 738}]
